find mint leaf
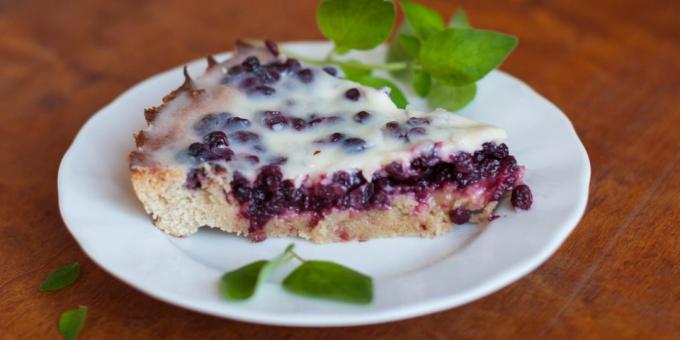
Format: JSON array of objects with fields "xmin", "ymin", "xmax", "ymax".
[
  {"xmin": 386, "ymin": 22, "xmax": 416, "ymax": 81},
  {"xmin": 420, "ymin": 28, "xmax": 517, "ymax": 86},
  {"xmin": 399, "ymin": 0, "xmax": 444, "ymax": 40},
  {"xmin": 340, "ymin": 61, "xmax": 372, "ymax": 80},
  {"xmin": 398, "ymin": 34, "xmax": 421, "ymax": 58},
  {"xmin": 59, "ymin": 306, "xmax": 87, "ymax": 340},
  {"xmin": 449, "ymin": 8, "xmax": 470, "ymax": 28},
  {"xmin": 428, "ymin": 82, "xmax": 477, "ymax": 111},
  {"xmin": 39, "ymin": 263, "xmax": 80, "ymax": 292},
  {"xmin": 220, "ymin": 261, "xmax": 267, "ymax": 300},
  {"xmin": 413, "ymin": 70, "xmax": 431, "ymax": 97},
  {"xmin": 220, "ymin": 245, "xmax": 294, "ymax": 300},
  {"xmin": 257, "ymin": 244, "xmax": 294, "ymax": 287},
  {"xmin": 353, "ymin": 75, "xmax": 408, "ymax": 108},
  {"xmin": 283, "ymin": 261, "xmax": 373, "ymax": 304},
  {"xmin": 317, "ymin": 0, "xmax": 395, "ymax": 51}
]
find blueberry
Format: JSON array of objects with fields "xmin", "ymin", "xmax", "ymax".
[
  {"xmin": 406, "ymin": 117, "xmax": 431, "ymax": 126},
  {"xmin": 250, "ymin": 85, "xmax": 275, "ymax": 95},
  {"xmin": 231, "ymin": 131, "xmax": 260, "ymax": 143},
  {"xmin": 223, "ymin": 117, "xmax": 251, "ymax": 131},
  {"xmin": 342, "ymin": 138, "xmax": 367, "ymax": 153},
  {"xmin": 353, "ymin": 111, "xmax": 371, "ymax": 123},
  {"xmin": 296, "ymin": 69, "xmax": 314, "ymax": 83},
  {"xmin": 264, "ymin": 115, "xmax": 289, "ymax": 131},
  {"xmin": 241, "ymin": 56, "xmax": 261, "ymax": 72},
  {"xmin": 323, "ymin": 66, "xmax": 338, "ymax": 76},
  {"xmin": 290, "ymin": 118, "xmax": 307, "ymax": 130},
  {"xmin": 193, "ymin": 112, "xmax": 232, "ymax": 135},
  {"xmin": 345, "ymin": 88, "xmax": 360, "ymax": 101}
]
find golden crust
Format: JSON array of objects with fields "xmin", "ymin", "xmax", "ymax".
[{"xmin": 130, "ymin": 166, "xmax": 497, "ymax": 243}]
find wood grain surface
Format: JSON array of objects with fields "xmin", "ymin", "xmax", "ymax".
[{"xmin": 1, "ymin": 0, "xmax": 679, "ymax": 338}]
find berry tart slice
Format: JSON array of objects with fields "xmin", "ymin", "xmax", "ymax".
[{"xmin": 129, "ymin": 40, "xmax": 532, "ymax": 243}]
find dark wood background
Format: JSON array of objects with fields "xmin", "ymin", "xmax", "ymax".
[{"xmin": 1, "ymin": 0, "xmax": 679, "ymax": 338}]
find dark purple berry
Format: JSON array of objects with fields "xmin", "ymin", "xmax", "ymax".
[
  {"xmin": 353, "ymin": 111, "xmax": 371, "ymax": 123},
  {"xmin": 223, "ymin": 117, "xmax": 251, "ymax": 130},
  {"xmin": 241, "ymin": 56, "xmax": 260, "ymax": 72},
  {"xmin": 264, "ymin": 115, "xmax": 289, "ymax": 131},
  {"xmin": 231, "ymin": 131, "xmax": 260, "ymax": 143},
  {"xmin": 511, "ymin": 185, "xmax": 533, "ymax": 210},
  {"xmin": 264, "ymin": 39, "xmax": 279, "ymax": 56},
  {"xmin": 342, "ymin": 138, "xmax": 367, "ymax": 153},
  {"xmin": 323, "ymin": 66, "xmax": 338, "ymax": 76},
  {"xmin": 408, "ymin": 127, "xmax": 427, "ymax": 136},
  {"xmin": 296, "ymin": 69, "xmax": 314, "ymax": 83},
  {"xmin": 345, "ymin": 88, "xmax": 360, "ymax": 101},
  {"xmin": 282, "ymin": 58, "xmax": 301, "ymax": 72},
  {"xmin": 251, "ymin": 85, "xmax": 275, "ymax": 95},
  {"xmin": 227, "ymin": 65, "xmax": 245, "ymax": 76},
  {"xmin": 193, "ymin": 112, "xmax": 231, "ymax": 135},
  {"xmin": 290, "ymin": 118, "xmax": 307, "ymax": 130},
  {"xmin": 449, "ymin": 207, "xmax": 471, "ymax": 224},
  {"xmin": 186, "ymin": 168, "xmax": 206, "ymax": 189},
  {"xmin": 406, "ymin": 117, "xmax": 431, "ymax": 126},
  {"xmin": 308, "ymin": 116, "xmax": 341, "ymax": 127},
  {"xmin": 240, "ymin": 76, "xmax": 259, "ymax": 88}
]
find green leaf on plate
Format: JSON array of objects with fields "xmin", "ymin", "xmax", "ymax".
[
  {"xmin": 39, "ymin": 263, "xmax": 81, "ymax": 292},
  {"xmin": 413, "ymin": 70, "xmax": 431, "ymax": 97},
  {"xmin": 58, "ymin": 306, "xmax": 87, "ymax": 340},
  {"xmin": 399, "ymin": 0, "xmax": 444, "ymax": 40},
  {"xmin": 448, "ymin": 7, "xmax": 470, "ymax": 28},
  {"xmin": 428, "ymin": 81, "xmax": 477, "ymax": 111},
  {"xmin": 398, "ymin": 33, "xmax": 421, "ymax": 58},
  {"xmin": 317, "ymin": 0, "xmax": 395, "ymax": 51},
  {"xmin": 282, "ymin": 260, "xmax": 373, "ymax": 304},
  {"xmin": 420, "ymin": 28, "xmax": 517, "ymax": 86},
  {"xmin": 339, "ymin": 61, "xmax": 372, "ymax": 80},
  {"xmin": 219, "ymin": 244, "xmax": 294, "ymax": 300},
  {"xmin": 353, "ymin": 75, "xmax": 409, "ymax": 108}
]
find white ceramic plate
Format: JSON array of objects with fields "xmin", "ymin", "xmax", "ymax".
[{"xmin": 58, "ymin": 41, "xmax": 590, "ymax": 327}]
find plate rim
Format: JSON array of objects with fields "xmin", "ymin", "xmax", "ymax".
[{"xmin": 57, "ymin": 40, "xmax": 591, "ymax": 327}]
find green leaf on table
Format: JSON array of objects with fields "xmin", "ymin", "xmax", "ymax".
[
  {"xmin": 428, "ymin": 82, "xmax": 477, "ymax": 111},
  {"xmin": 413, "ymin": 70, "xmax": 431, "ymax": 97},
  {"xmin": 448, "ymin": 7, "xmax": 470, "ymax": 28},
  {"xmin": 398, "ymin": 33, "xmax": 421, "ymax": 58},
  {"xmin": 353, "ymin": 75, "xmax": 409, "ymax": 108},
  {"xmin": 58, "ymin": 306, "xmax": 87, "ymax": 340},
  {"xmin": 282, "ymin": 260, "xmax": 373, "ymax": 304},
  {"xmin": 420, "ymin": 28, "xmax": 517, "ymax": 86},
  {"xmin": 317, "ymin": 0, "xmax": 395, "ymax": 51},
  {"xmin": 399, "ymin": 0, "xmax": 444, "ymax": 40},
  {"xmin": 220, "ymin": 244, "xmax": 295, "ymax": 300},
  {"xmin": 39, "ymin": 263, "xmax": 80, "ymax": 292}
]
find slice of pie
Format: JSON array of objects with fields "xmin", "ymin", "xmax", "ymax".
[{"xmin": 129, "ymin": 40, "xmax": 532, "ymax": 243}]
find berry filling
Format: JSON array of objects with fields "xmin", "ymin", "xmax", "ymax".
[{"xmin": 183, "ymin": 142, "xmax": 530, "ymax": 240}]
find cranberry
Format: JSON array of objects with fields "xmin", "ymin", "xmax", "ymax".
[
  {"xmin": 353, "ymin": 111, "xmax": 371, "ymax": 123},
  {"xmin": 296, "ymin": 69, "xmax": 314, "ymax": 83},
  {"xmin": 264, "ymin": 39, "xmax": 279, "ymax": 56},
  {"xmin": 511, "ymin": 185, "xmax": 533, "ymax": 210},
  {"xmin": 449, "ymin": 207, "xmax": 471, "ymax": 224},
  {"xmin": 345, "ymin": 88, "xmax": 361, "ymax": 101}
]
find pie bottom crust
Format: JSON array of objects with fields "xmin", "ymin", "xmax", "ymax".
[{"xmin": 131, "ymin": 167, "xmax": 499, "ymax": 243}]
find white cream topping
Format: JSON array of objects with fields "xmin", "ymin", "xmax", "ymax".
[{"xmin": 138, "ymin": 49, "xmax": 506, "ymax": 185}]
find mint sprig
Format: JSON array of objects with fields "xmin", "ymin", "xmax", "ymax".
[
  {"xmin": 307, "ymin": 0, "xmax": 517, "ymax": 111},
  {"xmin": 220, "ymin": 244, "xmax": 294, "ymax": 300},
  {"xmin": 219, "ymin": 244, "xmax": 373, "ymax": 305},
  {"xmin": 39, "ymin": 263, "xmax": 81, "ymax": 292}
]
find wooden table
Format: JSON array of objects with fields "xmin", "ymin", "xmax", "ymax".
[{"xmin": 1, "ymin": 0, "xmax": 678, "ymax": 338}]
